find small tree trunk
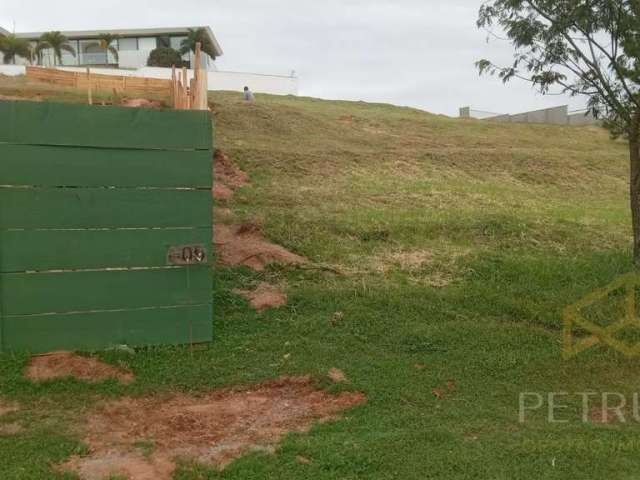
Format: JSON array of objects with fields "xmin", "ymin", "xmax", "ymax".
[{"xmin": 630, "ymin": 114, "xmax": 640, "ymax": 267}]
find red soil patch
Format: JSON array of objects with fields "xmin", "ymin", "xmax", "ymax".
[
  {"xmin": 214, "ymin": 223, "xmax": 307, "ymax": 271},
  {"xmin": 25, "ymin": 352, "xmax": 134, "ymax": 384},
  {"xmin": 212, "ymin": 150, "xmax": 250, "ymax": 202},
  {"xmin": 214, "ymin": 149, "xmax": 250, "ymax": 190},
  {"xmin": 234, "ymin": 282, "xmax": 288, "ymax": 311},
  {"xmin": 213, "ymin": 182, "xmax": 234, "ymax": 201},
  {"xmin": 60, "ymin": 376, "xmax": 365, "ymax": 479}
]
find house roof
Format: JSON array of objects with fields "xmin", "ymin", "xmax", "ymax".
[
  {"xmin": 11, "ymin": 26, "xmax": 223, "ymax": 56},
  {"xmin": 0, "ymin": 26, "xmax": 9, "ymax": 35}
]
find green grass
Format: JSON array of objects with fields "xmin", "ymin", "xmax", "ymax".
[{"xmin": 1, "ymin": 82, "xmax": 640, "ymax": 478}]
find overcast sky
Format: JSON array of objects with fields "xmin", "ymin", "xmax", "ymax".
[{"xmin": 1, "ymin": 0, "xmax": 588, "ymax": 116}]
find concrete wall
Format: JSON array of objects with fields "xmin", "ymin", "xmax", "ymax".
[
  {"xmin": 568, "ymin": 110, "xmax": 598, "ymax": 126},
  {"xmin": 490, "ymin": 105, "xmax": 569, "ymax": 125},
  {"xmin": 460, "ymin": 104, "xmax": 600, "ymax": 126},
  {"xmin": 0, "ymin": 64, "xmax": 299, "ymax": 96}
]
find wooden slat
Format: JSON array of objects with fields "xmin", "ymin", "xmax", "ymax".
[
  {"xmin": 1, "ymin": 228, "xmax": 211, "ymax": 272},
  {"xmin": 0, "ymin": 100, "xmax": 211, "ymax": 150},
  {"xmin": 27, "ymin": 67, "xmax": 172, "ymax": 96},
  {"xmin": 0, "ymin": 187, "xmax": 212, "ymax": 229},
  {"xmin": 0, "ymin": 267, "xmax": 211, "ymax": 316},
  {"xmin": 1, "ymin": 304, "xmax": 212, "ymax": 353},
  {"xmin": 0, "ymin": 144, "xmax": 212, "ymax": 188}
]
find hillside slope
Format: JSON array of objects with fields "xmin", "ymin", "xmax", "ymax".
[{"xmin": 213, "ymin": 92, "xmax": 630, "ymax": 291}]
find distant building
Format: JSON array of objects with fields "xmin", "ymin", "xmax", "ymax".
[{"xmin": 1, "ymin": 26, "xmax": 223, "ymax": 70}]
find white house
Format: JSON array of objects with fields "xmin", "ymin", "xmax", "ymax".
[
  {"xmin": 1, "ymin": 25, "xmax": 299, "ymax": 96},
  {"xmin": 2, "ymin": 26, "xmax": 223, "ymax": 70}
]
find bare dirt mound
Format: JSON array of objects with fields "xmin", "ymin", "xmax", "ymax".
[
  {"xmin": 234, "ymin": 282, "xmax": 288, "ymax": 311},
  {"xmin": 212, "ymin": 150, "xmax": 250, "ymax": 202},
  {"xmin": 25, "ymin": 352, "xmax": 134, "ymax": 384},
  {"xmin": 214, "ymin": 224, "xmax": 306, "ymax": 271},
  {"xmin": 60, "ymin": 376, "xmax": 365, "ymax": 479},
  {"xmin": 214, "ymin": 149, "xmax": 250, "ymax": 189}
]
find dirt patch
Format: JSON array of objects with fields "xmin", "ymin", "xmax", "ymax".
[
  {"xmin": 215, "ymin": 224, "xmax": 306, "ymax": 271},
  {"xmin": 214, "ymin": 149, "xmax": 250, "ymax": 190},
  {"xmin": 234, "ymin": 282, "xmax": 288, "ymax": 311},
  {"xmin": 25, "ymin": 352, "xmax": 134, "ymax": 384},
  {"xmin": 60, "ymin": 376, "xmax": 365, "ymax": 479},
  {"xmin": 213, "ymin": 182, "xmax": 234, "ymax": 201},
  {"xmin": 121, "ymin": 98, "xmax": 162, "ymax": 109}
]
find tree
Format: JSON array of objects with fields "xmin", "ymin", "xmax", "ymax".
[
  {"xmin": 37, "ymin": 31, "xmax": 76, "ymax": 65},
  {"xmin": 179, "ymin": 28, "xmax": 217, "ymax": 59},
  {"xmin": 86, "ymin": 33, "xmax": 119, "ymax": 64},
  {"xmin": 476, "ymin": 0, "xmax": 640, "ymax": 265},
  {"xmin": 147, "ymin": 47, "xmax": 187, "ymax": 68},
  {"xmin": 0, "ymin": 33, "xmax": 31, "ymax": 64}
]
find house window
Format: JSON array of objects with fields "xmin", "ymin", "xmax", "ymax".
[
  {"xmin": 137, "ymin": 37, "xmax": 157, "ymax": 51},
  {"xmin": 59, "ymin": 40, "xmax": 79, "ymax": 66},
  {"xmin": 156, "ymin": 36, "xmax": 171, "ymax": 48},
  {"xmin": 170, "ymin": 36, "xmax": 186, "ymax": 51},
  {"xmin": 118, "ymin": 37, "xmax": 138, "ymax": 51}
]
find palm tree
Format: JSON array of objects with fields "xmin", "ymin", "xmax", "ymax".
[
  {"xmin": 36, "ymin": 31, "xmax": 76, "ymax": 65},
  {"xmin": 179, "ymin": 28, "xmax": 217, "ymax": 60},
  {"xmin": 0, "ymin": 33, "xmax": 31, "ymax": 64},
  {"xmin": 86, "ymin": 33, "xmax": 119, "ymax": 64},
  {"xmin": 29, "ymin": 40, "xmax": 46, "ymax": 65}
]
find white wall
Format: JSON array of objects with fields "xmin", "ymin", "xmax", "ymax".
[
  {"xmin": 0, "ymin": 65, "xmax": 26, "ymax": 75},
  {"xmin": 206, "ymin": 70, "xmax": 298, "ymax": 95},
  {"xmin": 60, "ymin": 66, "xmax": 298, "ymax": 95}
]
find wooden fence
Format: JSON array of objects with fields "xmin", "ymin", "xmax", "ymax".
[
  {"xmin": 0, "ymin": 100, "xmax": 214, "ymax": 353},
  {"xmin": 25, "ymin": 43, "xmax": 209, "ymax": 111},
  {"xmin": 26, "ymin": 65, "xmax": 172, "ymax": 97}
]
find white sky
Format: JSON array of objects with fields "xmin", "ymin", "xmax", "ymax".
[{"xmin": 0, "ymin": 0, "xmax": 588, "ymax": 116}]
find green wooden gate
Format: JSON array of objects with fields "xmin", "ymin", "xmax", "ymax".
[{"xmin": 0, "ymin": 101, "xmax": 213, "ymax": 353}]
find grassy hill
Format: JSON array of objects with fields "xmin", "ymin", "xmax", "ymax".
[{"xmin": 1, "ymin": 79, "xmax": 639, "ymax": 479}]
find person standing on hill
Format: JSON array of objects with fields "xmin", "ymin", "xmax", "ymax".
[{"xmin": 243, "ymin": 86, "xmax": 255, "ymax": 102}]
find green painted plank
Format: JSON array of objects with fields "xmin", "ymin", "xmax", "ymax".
[
  {"xmin": 0, "ymin": 187, "xmax": 212, "ymax": 229},
  {"xmin": 0, "ymin": 145, "xmax": 212, "ymax": 188},
  {"xmin": 0, "ymin": 267, "xmax": 212, "ymax": 315},
  {"xmin": 0, "ymin": 101, "xmax": 212, "ymax": 150},
  {"xmin": 1, "ymin": 304, "xmax": 212, "ymax": 353},
  {"xmin": 1, "ymin": 228, "xmax": 212, "ymax": 273}
]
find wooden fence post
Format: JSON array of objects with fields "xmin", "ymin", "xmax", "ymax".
[{"xmin": 86, "ymin": 67, "xmax": 93, "ymax": 105}]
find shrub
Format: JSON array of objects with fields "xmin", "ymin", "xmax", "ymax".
[{"xmin": 146, "ymin": 47, "xmax": 188, "ymax": 68}]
